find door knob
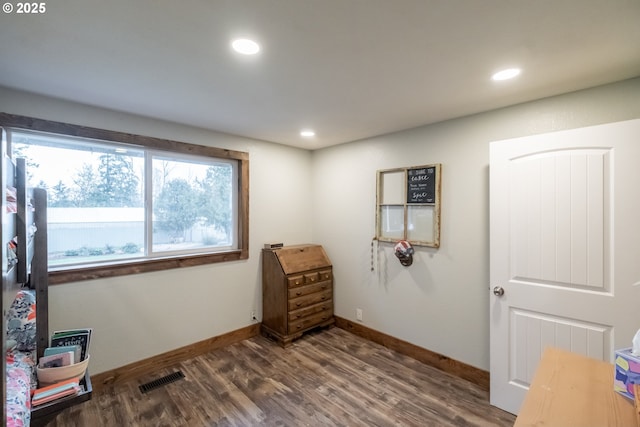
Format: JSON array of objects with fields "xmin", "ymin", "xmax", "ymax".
[{"xmin": 493, "ymin": 286, "xmax": 505, "ymax": 297}]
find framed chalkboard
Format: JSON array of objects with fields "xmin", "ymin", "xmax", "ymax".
[
  {"xmin": 376, "ymin": 164, "xmax": 441, "ymax": 247},
  {"xmin": 407, "ymin": 166, "xmax": 437, "ymax": 204}
]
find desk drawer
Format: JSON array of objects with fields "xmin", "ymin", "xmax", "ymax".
[
  {"xmin": 288, "ymin": 300, "xmax": 333, "ymax": 322},
  {"xmin": 289, "ymin": 310, "xmax": 333, "ymax": 333},
  {"xmin": 304, "ymin": 272, "xmax": 319, "ymax": 284},
  {"xmin": 288, "ymin": 281, "xmax": 331, "ymax": 299},
  {"xmin": 318, "ymin": 269, "xmax": 332, "ymax": 282},
  {"xmin": 288, "ymin": 289, "xmax": 332, "ymax": 311},
  {"xmin": 287, "ymin": 275, "xmax": 304, "ymax": 288}
]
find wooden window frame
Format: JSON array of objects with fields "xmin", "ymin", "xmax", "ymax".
[
  {"xmin": 0, "ymin": 113, "xmax": 249, "ymax": 284},
  {"xmin": 376, "ymin": 164, "xmax": 441, "ymax": 248}
]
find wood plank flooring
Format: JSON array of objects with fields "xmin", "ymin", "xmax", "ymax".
[{"xmin": 47, "ymin": 328, "xmax": 515, "ymax": 426}]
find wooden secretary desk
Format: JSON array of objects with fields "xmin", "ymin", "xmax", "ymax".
[{"xmin": 261, "ymin": 244, "xmax": 335, "ymax": 347}]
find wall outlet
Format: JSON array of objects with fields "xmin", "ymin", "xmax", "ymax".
[
  {"xmin": 356, "ymin": 308, "xmax": 363, "ymax": 322},
  {"xmin": 251, "ymin": 310, "xmax": 258, "ymax": 322}
]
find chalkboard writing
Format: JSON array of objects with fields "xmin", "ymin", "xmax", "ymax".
[{"xmin": 407, "ymin": 167, "xmax": 436, "ymax": 203}]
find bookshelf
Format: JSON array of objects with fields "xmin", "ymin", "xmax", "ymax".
[
  {"xmin": 1, "ymin": 129, "xmax": 93, "ymax": 425},
  {"xmin": 31, "ymin": 371, "xmax": 93, "ymax": 425}
]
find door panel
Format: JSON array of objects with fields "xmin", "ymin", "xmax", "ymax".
[
  {"xmin": 511, "ymin": 309, "xmax": 610, "ymax": 386},
  {"xmin": 490, "ymin": 119, "xmax": 640, "ymax": 414},
  {"xmin": 511, "ymin": 149, "xmax": 609, "ymax": 289}
]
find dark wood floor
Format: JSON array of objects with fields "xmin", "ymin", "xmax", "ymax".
[{"xmin": 47, "ymin": 328, "xmax": 515, "ymax": 426}]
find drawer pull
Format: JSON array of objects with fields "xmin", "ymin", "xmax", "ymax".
[
  {"xmin": 296, "ymin": 302, "xmax": 301, "ymax": 307},
  {"xmin": 296, "ymin": 292, "xmax": 301, "ymax": 296},
  {"xmin": 321, "ymin": 296, "xmax": 326, "ymax": 300},
  {"xmin": 297, "ymin": 325, "xmax": 302, "ymax": 329}
]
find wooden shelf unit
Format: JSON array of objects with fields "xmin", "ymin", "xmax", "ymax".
[
  {"xmin": 30, "ymin": 371, "xmax": 93, "ymax": 427},
  {"xmin": 1, "ymin": 130, "xmax": 92, "ymax": 423}
]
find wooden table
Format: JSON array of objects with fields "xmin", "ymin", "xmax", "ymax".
[{"xmin": 515, "ymin": 347, "xmax": 637, "ymax": 427}]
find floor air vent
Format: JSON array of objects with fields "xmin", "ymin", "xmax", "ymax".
[{"xmin": 139, "ymin": 371, "xmax": 185, "ymax": 394}]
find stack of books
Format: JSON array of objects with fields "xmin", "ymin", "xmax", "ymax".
[{"xmin": 31, "ymin": 378, "xmax": 81, "ymax": 407}]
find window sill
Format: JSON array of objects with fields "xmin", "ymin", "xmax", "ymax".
[{"xmin": 48, "ymin": 250, "xmax": 248, "ymax": 285}]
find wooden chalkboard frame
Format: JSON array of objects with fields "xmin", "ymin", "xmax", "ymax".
[{"xmin": 376, "ymin": 164, "xmax": 441, "ymax": 248}]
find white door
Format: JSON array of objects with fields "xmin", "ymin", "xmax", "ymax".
[{"xmin": 489, "ymin": 119, "xmax": 640, "ymax": 414}]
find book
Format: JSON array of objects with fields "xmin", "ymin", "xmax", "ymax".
[
  {"xmin": 32, "ymin": 386, "xmax": 81, "ymax": 406},
  {"xmin": 50, "ymin": 328, "xmax": 92, "ymax": 361},
  {"xmin": 43, "ymin": 345, "xmax": 81, "ymax": 363},
  {"xmin": 38, "ymin": 351, "xmax": 74, "ymax": 368},
  {"xmin": 264, "ymin": 242, "xmax": 284, "ymax": 249},
  {"xmin": 32, "ymin": 378, "xmax": 80, "ymax": 401}
]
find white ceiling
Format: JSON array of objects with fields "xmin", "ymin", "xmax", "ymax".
[{"xmin": 1, "ymin": 0, "xmax": 639, "ymax": 149}]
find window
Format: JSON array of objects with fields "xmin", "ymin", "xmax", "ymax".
[
  {"xmin": 376, "ymin": 164, "xmax": 441, "ymax": 247},
  {"xmin": 0, "ymin": 113, "xmax": 249, "ymax": 284}
]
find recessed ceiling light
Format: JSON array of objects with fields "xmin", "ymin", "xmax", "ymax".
[
  {"xmin": 300, "ymin": 130, "xmax": 315, "ymax": 137},
  {"xmin": 492, "ymin": 68, "xmax": 521, "ymax": 81},
  {"xmin": 231, "ymin": 38, "xmax": 260, "ymax": 55}
]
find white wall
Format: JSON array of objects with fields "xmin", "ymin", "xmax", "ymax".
[
  {"xmin": 0, "ymin": 86, "xmax": 315, "ymax": 374},
  {"xmin": 2, "ymin": 77, "xmax": 639, "ymax": 375},
  {"xmin": 311, "ymin": 77, "xmax": 640, "ymax": 371}
]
